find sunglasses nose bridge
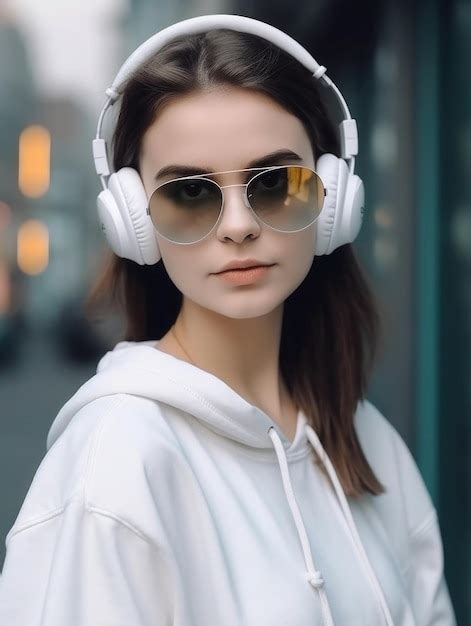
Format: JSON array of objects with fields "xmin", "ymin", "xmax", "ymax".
[{"xmin": 218, "ymin": 182, "xmax": 252, "ymax": 210}]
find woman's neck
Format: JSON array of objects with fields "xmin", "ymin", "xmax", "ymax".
[{"xmin": 155, "ymin": 297, "xmax": 298, "ymax": 438}]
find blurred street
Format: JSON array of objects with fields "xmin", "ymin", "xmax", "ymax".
[{"xmin": 0, "ymin": 328, "xmax": 97, "ymax": 568}]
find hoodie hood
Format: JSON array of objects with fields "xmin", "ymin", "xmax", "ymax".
[
  {"xmin": 46, "ymin": 339, "xmax": 396, "ymax": 626},
  {"xmin": 47, "ymin": 339, "xmax": 305, "ymax": 453}
]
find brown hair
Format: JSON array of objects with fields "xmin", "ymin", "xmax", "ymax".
[{"xmin": 86, "ymin": 28, "xmax": 385, "ymax": 497}]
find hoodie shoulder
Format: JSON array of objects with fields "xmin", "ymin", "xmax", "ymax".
[
  {"xmin": 7, "ymin": 393, "xmax": 185, "ymax": 547},
  {"xmin": 354, "ymin": 398, "xmax": 435, "ymax": 536},
  {"xmin": 354, "ymin": 401, "xmax": 456, "ymax": 624},
  {"xmin": 81, "ymin": 393, "xmax": 190, "ymax": 543}
]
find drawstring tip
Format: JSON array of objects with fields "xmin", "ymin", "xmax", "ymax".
[{"xmin": 306, "ymin": 570, "xmax": 324, "ymax": 588}]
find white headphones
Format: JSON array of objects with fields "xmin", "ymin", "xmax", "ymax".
[{"xmin": 92, "ymin": 14, "xmax": 365, "ymax": 265}]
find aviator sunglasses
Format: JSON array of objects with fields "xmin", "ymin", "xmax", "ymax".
[{"xmin": 146, "ymin": 165, "xmax": 327, "ymax": 244}]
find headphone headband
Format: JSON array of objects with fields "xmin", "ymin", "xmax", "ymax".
[
  {"xmin": 92, "ymin": 14, "xmax": 358, "ymax": 191},
  {"xmin": 111, "ymin": 14, "xmax": 324, "ymax": 96}
]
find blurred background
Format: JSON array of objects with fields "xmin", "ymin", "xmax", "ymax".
[{"xmin": 0, "ymin": 0, "xmax": 469, "ymax": 621}]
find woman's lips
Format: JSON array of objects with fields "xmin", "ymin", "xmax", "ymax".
[{"xmin": 214, "ymin": 264, "xmax": 275, "ymax": 284}]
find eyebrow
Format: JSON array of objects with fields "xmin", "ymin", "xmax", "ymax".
[{"xmin": 153, "ymin": 149, "xmax": 303, "ymax": 182}]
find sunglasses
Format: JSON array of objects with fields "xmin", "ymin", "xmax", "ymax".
[{"xmin": 146, "ymin": 165, "xmax": 327, "ymax": 244}]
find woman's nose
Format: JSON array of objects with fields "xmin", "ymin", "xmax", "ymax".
[{"xmin": 214, "ymin": 184, "xmax": 262, "ymax": 242}]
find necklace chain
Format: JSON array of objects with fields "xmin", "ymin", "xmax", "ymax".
[
  {"xmin": 169, "ymin": 324, "xmax": 298, "ymax": 425},
  {"xmin": 170, "ymin": 324, "xmax": 196, "ymax": 366}
]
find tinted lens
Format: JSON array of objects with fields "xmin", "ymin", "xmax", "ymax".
[
  {"xmin": 247, "ymin": 166, "xmax": 325, "ymax": 231},
  {"xmin": 148, "ymin": 177, "xmax": 222, "ymax": 243}
]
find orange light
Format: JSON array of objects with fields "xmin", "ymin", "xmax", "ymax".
[
  {"xmin": 18, "ymin": 125, "xmax": 51, "ymax": 198},
  {"xmin": 17, "ymin": 219, "xmax": 49, "ymax": 275}
]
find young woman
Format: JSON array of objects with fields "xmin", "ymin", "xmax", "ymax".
[{"xmin": 0, "ymin": 15, "xmax": 456, "ymax": 626}]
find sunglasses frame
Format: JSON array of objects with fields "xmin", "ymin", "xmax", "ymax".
[{"xmin": 146, "ymin": 164, "xmax": 327, "ymax": 245}]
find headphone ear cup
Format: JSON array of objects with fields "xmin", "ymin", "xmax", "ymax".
[
  {"xmin": 315, "ymin": 154, "xmax": 346, "ymax": 255},
  {"xmin": 342, "ymin": 173, "xmax": 365, "ymax": 245},
  {"xmin": 314, "ymin": 154, "xmax": 364, "ymax": 255},
  {"xmin": 97, "ymin": 168, "xmax": 161, "ymax": 265}
]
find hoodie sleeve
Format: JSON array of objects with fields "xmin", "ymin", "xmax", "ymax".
[
  {"xmin": 390, "ymin": 425, "xmax": 457, "ymax": 625},
  {"xmin": 0, "ymin": 496, "xmax": 174, "ymax": 626},
  {"xmin": 403, "ymin": 509, "xmax": 457, "ymax": 626}
]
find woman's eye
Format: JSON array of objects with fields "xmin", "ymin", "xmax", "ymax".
[
  {"xmin": 254, "ymin": 170, "xmax": 286, "ymax": 190},
  {"xmin": 180, "ymin": 182, "xmax": 207, "ymax": 198},
  {"xmin": 170, "ymin": 180, "xmax": 212, "ymax": 202},
  {"xmin": 261, "ymin": 172, "xmax": 280, "ymax": 187}
]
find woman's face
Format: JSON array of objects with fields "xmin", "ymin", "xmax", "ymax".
[{"xmin": 139, "ymin": 86, "xmax": 317, "ymax": 320}]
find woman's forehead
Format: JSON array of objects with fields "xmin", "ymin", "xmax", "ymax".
[{"xmin": 142, "ymin": 88, "xmax": 313, "ymax": 170}]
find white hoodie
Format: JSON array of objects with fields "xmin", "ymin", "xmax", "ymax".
[{"xmin": 0, "ymin": 339, "xmax": 456, "ymax": 626}]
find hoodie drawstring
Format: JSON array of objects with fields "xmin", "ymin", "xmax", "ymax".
[
  {"xmin": 268, "ymin": 426, "xmax": 335, "ymax": 626},
  {"xmin": 268, "ymin": 423, "xmax": 395, "ymax": 626}
]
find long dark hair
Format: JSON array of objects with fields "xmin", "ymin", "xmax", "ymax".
[{"xmin": 86, "ymin": 28, "xmax": 385, "ymax": 497}]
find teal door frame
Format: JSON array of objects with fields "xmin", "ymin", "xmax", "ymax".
[{"xmin": 415, "ymin": 0, "xmax": 440, "ymax": 504}]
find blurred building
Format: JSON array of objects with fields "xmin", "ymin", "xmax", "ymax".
[
  {"xmin": 0, "ymin": 11, "xmax": 40, "ymax": 359},
  {"xmin": 23, "ymin": 96, "xmax": 99, "ymax": 325},
  {"xmin": 0, "ymin": 14, "xmax": 38, "ymax": 217}
]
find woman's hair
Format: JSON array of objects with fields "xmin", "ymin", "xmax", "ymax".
[{"xmin": 86, "ymin": 28, "xmax": 385, "ymax": 498}]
